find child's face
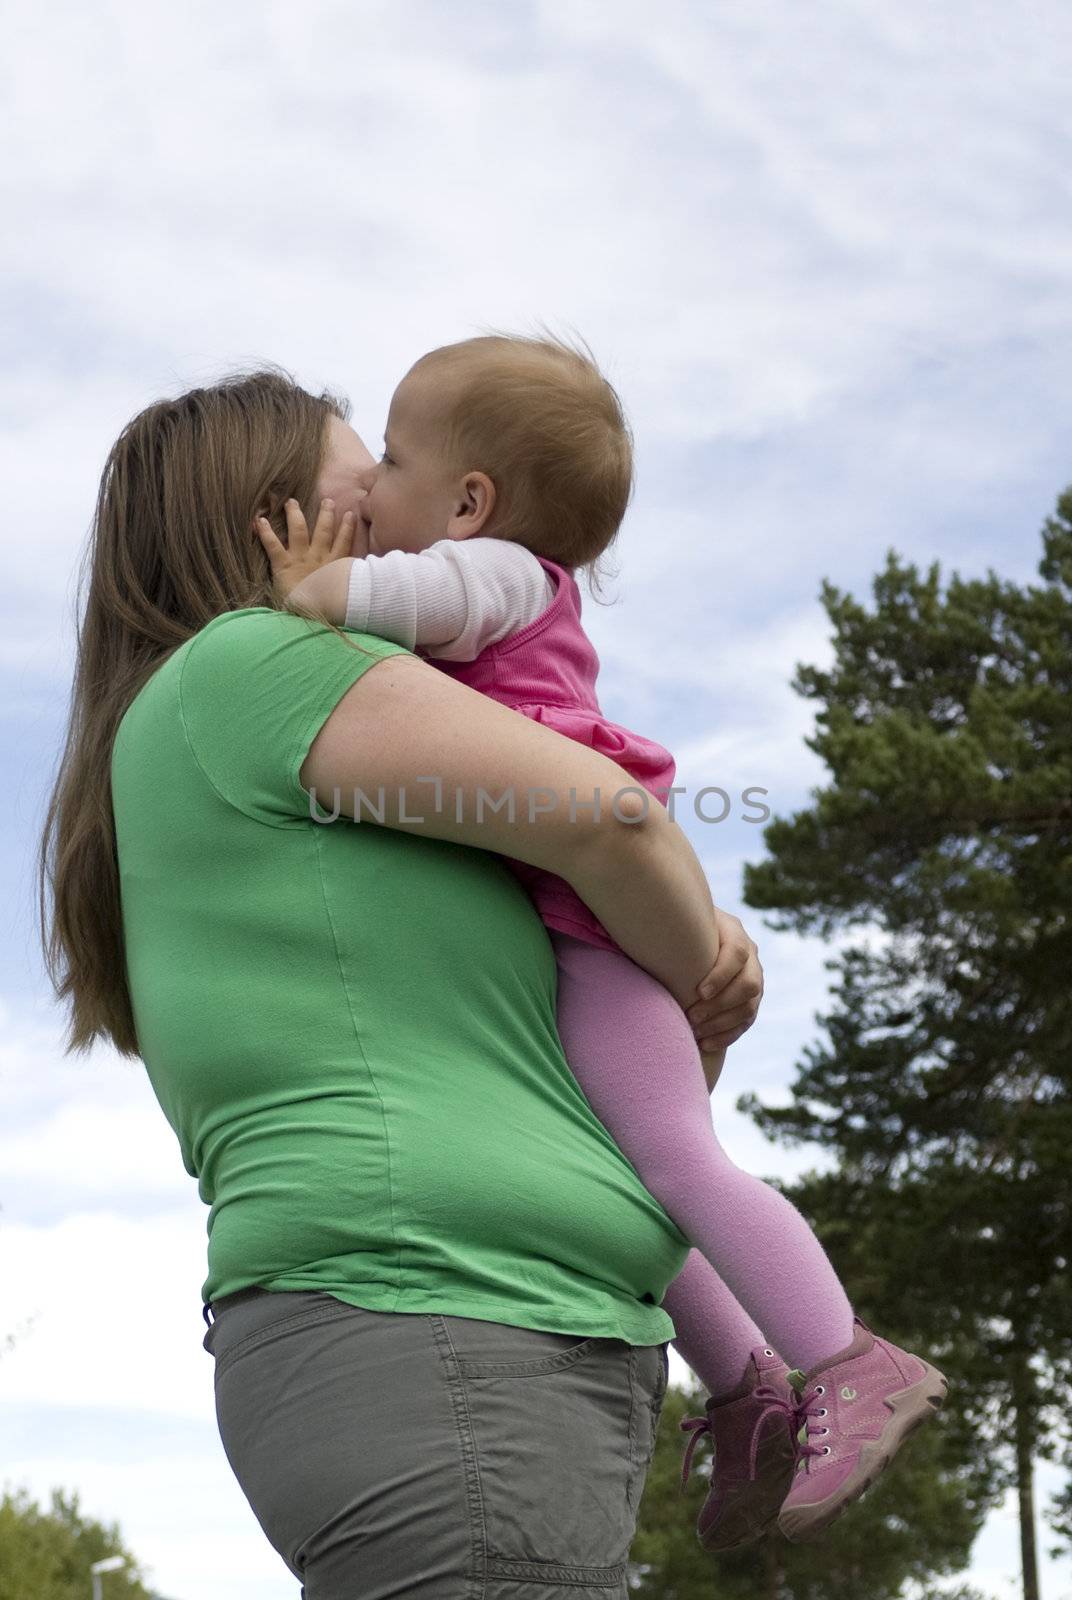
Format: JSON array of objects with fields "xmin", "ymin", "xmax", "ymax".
[{"xmin": 362, "ymin": 376, "xmax": 461, "ymax": 555}]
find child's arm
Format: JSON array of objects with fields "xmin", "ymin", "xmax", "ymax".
[
  {"xmin": 281, "ymin": 527, "xmax": 553, "ymax": 660},
  {"xmin": 686, "ymin": 911, "xmax": 765, "ymax": 1089}
]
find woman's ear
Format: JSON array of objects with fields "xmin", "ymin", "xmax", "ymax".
[{"xmin": 446, "ymin": 472, "xmax": 496, "ymax": 540}]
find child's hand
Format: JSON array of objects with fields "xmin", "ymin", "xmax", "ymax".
[
  {"xmin": 686, "ymin": 911, "xmax": 763, "ymax": 1054},
  {"xmin": 254, "ymin": 497, "xmax": 358, "ymax": 604}
]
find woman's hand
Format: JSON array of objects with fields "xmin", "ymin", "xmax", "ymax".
[
  {"xmin": 687, "ymin": 910, "xmax": 763, "ymax": 1054},
  {"xmin": 255, "ymin": 498, "xmax": 358, "ymax": 605}
]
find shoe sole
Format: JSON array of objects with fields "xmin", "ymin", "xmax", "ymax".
[
  {"xmin": 778, "ymin": 1360, "xmax": 948, "ymax": 1544},
  {"xmin": 698, "ymin": 1417, "xmax": 798, "ymax": 1553}
]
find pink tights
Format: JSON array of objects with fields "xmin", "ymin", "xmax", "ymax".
[{"xmin": 551, "ymin": 932, "xmax": 856, "ymax": 1398}]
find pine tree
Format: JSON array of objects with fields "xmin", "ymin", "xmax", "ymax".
[{"xmin": 736, "ymin": 497, "xmax": 1072, "ymax": 1600}]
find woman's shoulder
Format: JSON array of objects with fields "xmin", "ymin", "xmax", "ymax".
[
  {"xmin": 171, "ymin": 606, "xmax": 410, "ymax": 749},
  {"xmin": 185, "ymin": 605, "xmax": 318, "ymax": 655},
  {"xmin": 167, "ymin": 605, "xmax": 303, "ymax": 679},
  {"xmin": 117, "ymin": 611, "xmax": 314, "ymax": 749},
  {"xmin": 181, "ymin": 607, "xmax": 408, "ymax": 679}
]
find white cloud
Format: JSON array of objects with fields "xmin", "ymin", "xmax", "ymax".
[
  {"xmin": 0, "ymin": 1212, "xmax": 209, "ymax": 1415},
  {"xmin": 0, "ymin": 1005, "xmax": 191, "ymax": 1211},
  {"xmin": 2, "ymin": 1101, "xmax": 191, "ymax": 1208}
]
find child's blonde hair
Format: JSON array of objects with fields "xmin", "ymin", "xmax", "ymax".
[{"xmin": 407, "ymin": 331, "xmax": 633, "ymax": 576}]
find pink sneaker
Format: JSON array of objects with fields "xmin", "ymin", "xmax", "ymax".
[
  {"xmin": 679, "ymin": 1344, "xmax": 799, "ymax": 1552},
  {"xmin": 778, "ymin": 1316, "xmax": 948, "ymax": 1543}
]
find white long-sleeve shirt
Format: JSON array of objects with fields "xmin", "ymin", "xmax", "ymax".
[{"xmin": 343, "ymin": 537, "xmax": 555, "ymax": 661}]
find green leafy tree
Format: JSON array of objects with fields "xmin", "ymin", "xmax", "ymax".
[
  {"xmin": 735, "ymin": 497, "xmax": 1072, "ymax": 1600},
  {"xmin": 0, "ymin": 1486, "xmax": 159, "ymax": 1600}
]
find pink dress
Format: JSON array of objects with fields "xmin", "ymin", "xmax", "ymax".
[{"xmin": 431, "ymin": 556, "xmax": 676, "ymax": 951}]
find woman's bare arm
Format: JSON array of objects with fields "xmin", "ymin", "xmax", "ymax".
[{"xmin": 301, "ymin": 650, "xmax": 720, "ymax": 1014}]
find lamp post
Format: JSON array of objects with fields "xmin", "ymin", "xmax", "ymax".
[{"xmin": 91, "ymin": 1555, "xmax": 126, "ymax": 1600}]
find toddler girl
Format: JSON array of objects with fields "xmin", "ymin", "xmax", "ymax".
[{"xmin": 255, "ymin": 334, "xmax": 946, "ymax": 1550}]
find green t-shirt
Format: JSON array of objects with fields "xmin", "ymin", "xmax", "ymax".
[{"xmin": 111, "ymin": 607, "xmax": 688, "ymax": 1344}]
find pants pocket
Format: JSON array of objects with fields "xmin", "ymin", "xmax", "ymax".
[{"xmin": 435, "ymin": 1316, "xmax": 650, "ymax": 1586}]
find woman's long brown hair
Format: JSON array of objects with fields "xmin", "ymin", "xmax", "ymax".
[{"xmin": 37, "ymin": 366, "xmax": 359, "ymax": 1060}]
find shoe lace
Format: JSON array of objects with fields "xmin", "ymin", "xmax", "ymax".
[
  {"xmin": 678, "ymin": 1381, "xmax": 798, "ymax": 1492},
  {"xmin": 791, "ymin": 1381, "xmax": 830, "ymax": 1464}
]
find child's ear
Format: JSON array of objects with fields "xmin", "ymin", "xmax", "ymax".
[{"xmin": 446, "ymin": 472, "xmax": 496, "ymax": 540}]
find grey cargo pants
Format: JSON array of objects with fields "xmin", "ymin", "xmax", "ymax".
[{"xmin": 202, "ymin": 1287, "xmax": 670, "ymax": 1599}]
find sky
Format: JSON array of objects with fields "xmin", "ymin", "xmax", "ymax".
[{"xmin": 2, "ymin": 1, "xmax": 1071, "ymax": 1595}]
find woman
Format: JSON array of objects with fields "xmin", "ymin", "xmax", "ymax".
[{"xmin": 38, "ymin": 367, "xmax": 764, "ymax": 1599}]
